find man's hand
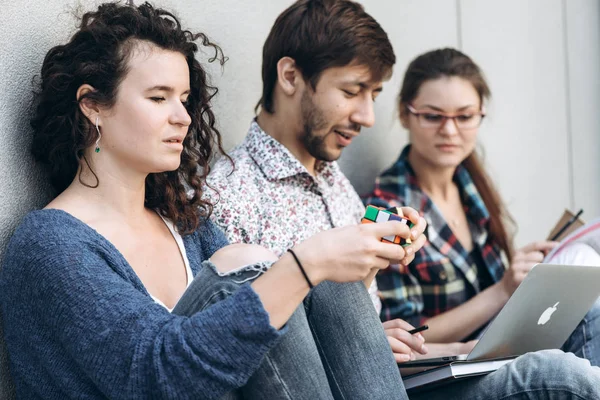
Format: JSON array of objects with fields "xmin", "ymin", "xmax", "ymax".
[{"xmin": 386, "ymin": 207, "xmax": 427, "ymax": 267}]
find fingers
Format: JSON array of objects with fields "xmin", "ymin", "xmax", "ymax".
[
  {"xmin": 395, "ymin": 210, "xmax": 426, "ymax": 265},
  {"xmin": 515, "ymin": 251, "xmax": 544, "ymax": 264},
  {"xmin": 383, "ymin": 318, "xmax": 415, "ymax": 331},
  {"xmin": 397, "ymin": 208, "xmax": 426, "ymax": 240},
  {"xmin": 366, "ymin": 219, "xmax": 412, "ymax": 239},
  {"xmin": 511, "ymin": 250, "xmax": 546, "ymax": 273},
  {"xmin": 372, "ymin": 244, "xmax": 405, "ymax": 266},
  {"xmin": 389, "ymin": 341, "xmax": 419, "ymax": 362},
  {"xmin": 509, "ymin": 262, "xmax": 535, "ymax": 277},
  {"xmin": 384, "ymin": 323, "xmax": 428, "ymax": 356},
  {"xmin": 361, "ymin": 218, "xmax": 428, "ymax": 266},
  {"xmin": 387, "ymin": 336, "xmax": 414, "ymax": 362},
  {"xmin": 360, "ymin": 214, "xmax": 427, "ymax": 267},
  {"xmin": 405, "ymin": 231, "xmax": 427, "ymax": 257},
  {"xmin": 383, "ymin": 310, "xmax": 428, "ymax": 362},
  {"xmin": 520, "ymin": 241, "xmax": 559, "ymax": 253},
  {"xmin": 372, "ymin": 255, "xmax": 393, "ymax": 270},
  {"xmin": 398, "ymin": 207, "xmax": 419, "ymax": 224},
  {"xmin": 410, "ymin": 216, "xmax": 427, "ymax": 242},
  {"xmin": 364, "ymin": 217, "xmax": 425, "ymax": 246},
  {"xmin": 512, "ymin": 241, "xmax": 559, "ymax": 270}
]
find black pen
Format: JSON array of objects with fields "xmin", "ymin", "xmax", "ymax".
[
  {"xmin": 550, "ymin": 209, "xmax": 584, "ymax": 241},
  {"xmin": 407, "ymin": 325, "xmax": 428, "ymax": 335}
]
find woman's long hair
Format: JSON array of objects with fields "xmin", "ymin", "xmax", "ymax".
[{"xmin": 399, "ymin": 48, "xmax": 515, "ymax": 261}]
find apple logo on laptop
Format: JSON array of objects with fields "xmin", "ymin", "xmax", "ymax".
[{"xmin": 538, "ymin": 302, "xmax": 560, "ymax": 325}]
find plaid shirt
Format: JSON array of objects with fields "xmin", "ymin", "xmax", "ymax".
[{"xmin": 362, "ymin": 145, "xmax": 505, "ymax": 326}]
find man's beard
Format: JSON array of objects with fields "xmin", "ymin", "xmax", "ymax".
[{"xmin": 299, "ymin": 90, "xmax": 338, "ymax": 162}]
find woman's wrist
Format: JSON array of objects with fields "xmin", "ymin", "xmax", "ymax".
[{"xmin": 491, "ymin": 280, "xmax": 511, "ymax": 305}]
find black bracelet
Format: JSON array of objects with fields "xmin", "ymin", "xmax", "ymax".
[{"xmin": 287, "ymin": 249, "xmax": 314, "ymax": 289}]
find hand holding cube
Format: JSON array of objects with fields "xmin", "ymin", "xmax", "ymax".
[{"xmin": 361, "ymin": 205, "xmax": 415, "ymax": 247}]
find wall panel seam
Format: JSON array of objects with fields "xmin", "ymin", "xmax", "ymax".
[
  {"xmin": 561, "ymin": 0, "xmax": 575, "ymax": 209},
  {"xmin": 456, "ymin": 0, "xmax": 463, "ymax": 49}
]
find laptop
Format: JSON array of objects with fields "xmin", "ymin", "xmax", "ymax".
[{"xmin": 399, "ymin": 263, "xmax": 600, "ymax": 368}]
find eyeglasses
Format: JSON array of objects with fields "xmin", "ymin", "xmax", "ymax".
[{"xmin": 406, "ymin": 104, "xmax": 486, "ymax": 130}]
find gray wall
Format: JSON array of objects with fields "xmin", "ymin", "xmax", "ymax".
[{"xmin": 1, "ymin": 0, "xmax": 599, "ymax": 397}]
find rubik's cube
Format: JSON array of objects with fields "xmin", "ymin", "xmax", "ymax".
[{"xmin": 361, "ymin": 205, "xmax": 414, "ymax": 247}]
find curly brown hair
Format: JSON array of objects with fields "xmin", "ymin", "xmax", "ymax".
[{"xmin": 30, "ymin": 1, "xmax": 228, "ymax": 235}]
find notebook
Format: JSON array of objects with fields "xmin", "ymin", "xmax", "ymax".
[{"xmin": 402, "ymin": 357, "xmax": 515, "ymax": 391}]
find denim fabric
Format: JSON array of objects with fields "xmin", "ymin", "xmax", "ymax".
[
  {"xmin": 562, "ymin": 297, "xmax": 600, "ymax": 366},
  {"xmin": 411, "ymin": 350, "xmax": 600, "ymax": 400},
  {"xmin": 174, "ymin": 261, "xmax": 600, "ymax": 400},
  {"xmin": 173, "ymin": 261, "xmax": 408, "ymax": 400}
]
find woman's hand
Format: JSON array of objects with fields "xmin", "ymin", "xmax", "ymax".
[
  {"xmin": 292, "ymin": 209, "xmax": 427, "ymax": 285},
  {"xmin": 383, "ymin": 319, "xmax": 428, "ymax": 362},
  {"xmin": 500, "ymin": 241, "xmax": 559, "ymax": 296}
]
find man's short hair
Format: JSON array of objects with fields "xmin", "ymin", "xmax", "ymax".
[{"xmin": 258, "ymin": 0, "xmax": 396, "ymax": 113}]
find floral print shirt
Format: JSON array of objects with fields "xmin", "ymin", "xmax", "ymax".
[{"xmin": 205, "ymin": 120, "xmax": 381, "ymax": 312}]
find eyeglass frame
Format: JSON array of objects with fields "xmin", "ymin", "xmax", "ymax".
[{"xmin": 405, "ymin": 104, "xmax": 486, "ymax": 130}]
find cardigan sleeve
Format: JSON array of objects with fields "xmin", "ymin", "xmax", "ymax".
[{"xmin": 2, "ymin": 231, "xmax": 283, "ymax": 399}]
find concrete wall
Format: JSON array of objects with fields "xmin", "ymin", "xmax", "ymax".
[{"xmin": 1, "ymin": 0, "xmax": 599, "ymax": 397}]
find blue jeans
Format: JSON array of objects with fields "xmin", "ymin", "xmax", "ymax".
[
  {"xmin": 411, "ymin": 350, "xmax": 600, "ymax": 399},
  {"xmin": 174, "ymin": 262, "xmax": 600, "ymax": 399},
  {"xmin": 412, "ymin": 298, "xmax": 600, "ymax": 399},
  {"xmin": 173, "ymin": 261, "xmax": 407, "ymax": 400},
  {"xmin": 562, "ymin": 297, "xmax": 600, "ymax": 366}
]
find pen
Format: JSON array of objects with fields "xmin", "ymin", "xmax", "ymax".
[
  {"xmin": 407, "ymin": 325, "xmax": 428, "ymax": 335},
  {"xmin": 550, "ymin": 209, "xmax": 584, "ymax": 241}
]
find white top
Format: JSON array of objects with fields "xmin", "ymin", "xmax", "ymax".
[
  {"xmin": 550, "ymin": 242, "xmax": 600, "ymax": 267},
  {"xmin": 149, "ymin": 215, "xmax": 194, "ymax": 312}
]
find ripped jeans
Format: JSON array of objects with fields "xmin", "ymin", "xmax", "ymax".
[
  {"xmin": 172, "ymin": 260, "xmax": 407, "ymax": 400},
  {"xmin": 173, "ymin": 261, "xmax": 600, "ymax": 400}
]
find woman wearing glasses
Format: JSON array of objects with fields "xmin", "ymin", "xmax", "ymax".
[{"xmin": 363, "ymin": 48, "xmax": 600, "ymax": 363}]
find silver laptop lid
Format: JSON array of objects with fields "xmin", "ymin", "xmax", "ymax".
[{"xmin": 467, "ymin": 263, "xmax": 600, "ymax": 361}]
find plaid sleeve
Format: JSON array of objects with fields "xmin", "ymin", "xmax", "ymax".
[
  {"xmin": 361, "ymin": 176, "xmax": 409, "ymax": 211},
  {"xmin": 376, "ymin": 262, "xmax": 426, "ymax": 327},
  {"xmin": 364, "ymin": 180, "xmax": 426, "ymax": 325},
  {"xmin": 362, "ymin": 192, "xmax": 392, "ymax": 209}
]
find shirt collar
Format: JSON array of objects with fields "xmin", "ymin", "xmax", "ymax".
[{"xmin": 244, "ymin": 120, "xmax": 337, "ymax": 185}]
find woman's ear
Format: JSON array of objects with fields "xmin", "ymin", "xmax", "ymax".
[
  {"xmin": 276, "ymin": 57, "xmax": 303, "ymax": 97},
  {"xmin": 76, "ymin": 84, "xmax": 100, "ymax": 125}
]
